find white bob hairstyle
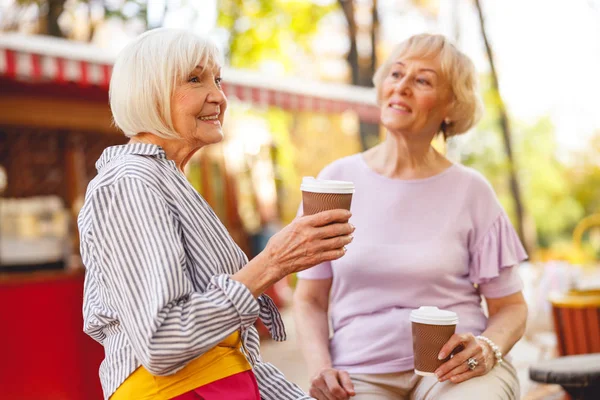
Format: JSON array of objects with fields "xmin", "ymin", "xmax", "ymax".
[
  {"xmin": 110, "ymin": 28, "xmax": 222, "ymax": 139},
  {"xmin": 373, "ymin": 33, "xmax": 484, "ymax": 138}
]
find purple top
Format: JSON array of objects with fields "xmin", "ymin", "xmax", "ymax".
[{"xmin": 297, "ymin": 154, "xmax": 527, "ymax": 374}]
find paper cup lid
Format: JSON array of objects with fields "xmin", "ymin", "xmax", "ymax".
[
  {"xmin": 300, "ymin": 177, "xmax": 355, "ymax": 194},
  {"xmin": 410, "ymin": 306, "xmax": 458, "ymax": 325}
]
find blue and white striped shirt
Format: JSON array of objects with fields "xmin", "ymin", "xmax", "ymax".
[{"xmin": 78, "ymin": 143, "xmax": 310, "ymax": 399}]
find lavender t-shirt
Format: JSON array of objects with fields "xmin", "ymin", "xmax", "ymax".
[{"xmin": 297, "ymin": 154, "xmax": 527, "ymax": 374}]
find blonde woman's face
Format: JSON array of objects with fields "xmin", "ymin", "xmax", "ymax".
[
  {"xmin": 171, "ymin": 65, "xmax": 227, "ymax": 146},
  {"xmin": 379, "ymin": 56, "xmax": 452, "ymax": 138}
]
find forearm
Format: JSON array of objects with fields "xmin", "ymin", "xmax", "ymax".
[
  {"xmin": 118, "ymin": 274, "xmax": 259, "ymax": 375},
  {"xmin": 232, "ymin": 252, "xmax": 279, "ymax": 298},
  {"xmin": 481, "ymin": 303, "xmax": 528, "ymax": 356},
  {"xmin": 294, "ymin": 300, "xmax": 332, "ymax": 377}
]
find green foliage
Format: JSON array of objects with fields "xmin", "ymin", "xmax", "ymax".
[
  {"xmin": 217, "ymin": 0, "xmax": 336, "ymax": 70},
  {"xmin": 516, "ymin": 117, "xmax": 585, "ymax": 244},
  {"xmin": 461, "ymin": 75, "xmax": 599, "ymax": 251},
  {"xmin": 570, "ymin": 132, "xmax": 600, "ymax": 216}
]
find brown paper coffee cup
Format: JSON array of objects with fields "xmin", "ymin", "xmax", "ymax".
[
  {"xmin": 302, "ymin": 191, "xmax": 353, "ymax": 215},
  {"xmin": 300, "ymin": 177, "xmax": 354, "ymax": 215},
  {"xmin": 410, "ymin": 306, "xmax": 459, "ymax": 376}
]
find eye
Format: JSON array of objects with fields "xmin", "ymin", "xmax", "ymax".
[
  {"xmin": 215, "ymin": 77, "xmax": 223, "ymax": 87},
  {"xmin": 416, "ymin": 78, "xmax": 431, "ymax": 86},
  {"xmin": 188, "ymin": 75, "xmax": 200, "ymax": 83},
  {"xmin": 391, "ymin": 70, "xmax": 402, "ymax": 79}
]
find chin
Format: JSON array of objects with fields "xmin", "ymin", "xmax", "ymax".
[
  {"xmin": 381, "ymin": 120, "xmax": 412, "ymax": 134},
  {"xmin": 203, "ymin": 130, "xmax": 224, "ymax": 145}
]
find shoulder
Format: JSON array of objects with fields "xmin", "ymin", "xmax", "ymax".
[
  {"xmin": 90, "ymin": 154, "xmax": 167, "ymax": 194},
  {"xmin": 316, "ymin": 154, "xmax": 362, "ymax": 180},
  {"xmin": 454, "ymin": 164, "xmax": 505, "ymax": 226},
  {"xmin": 454, "ymin": 164, "xmax": 498, "ymax": 200}
]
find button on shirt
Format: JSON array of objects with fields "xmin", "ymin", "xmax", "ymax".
[{"xmin": 78, "ymin": 144, "xmax": 309, "ymax": 400}]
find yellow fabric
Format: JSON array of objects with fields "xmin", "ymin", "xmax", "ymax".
[{"xmin": 110, "ymin": 331, "xmax": 251, "ymax": 400}]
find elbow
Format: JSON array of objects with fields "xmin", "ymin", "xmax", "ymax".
[
  {"xmin": 141, "ymin": 354, "xmax": 175, "ymax": 376},
  {"xmin": 518, "ymin": 302, "xmax": 529, "ymax": 338},
  {"xmin": 139, "ymin": 343, "xmax": 188, "ymax": 376},
  {"xmin": 293, "ymin": 292, "xmax": 327, "ymax": 316}
]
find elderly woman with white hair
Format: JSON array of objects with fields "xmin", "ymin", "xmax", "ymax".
[
  {"xmin": 78, "ymin": 28, "xmax": 354, "ymax": 400},
  {"xmin": 294, "ymin": 33, "xmax": 528, "ymax": 400}
]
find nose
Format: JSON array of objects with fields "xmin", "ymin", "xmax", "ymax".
[
  {"xmin": 207, "ymin": 83, "xmax": 227, "ymax": 106},
  {"xmin": 394, "ymin": 76, "xmax": 411, "ymax": 96}
]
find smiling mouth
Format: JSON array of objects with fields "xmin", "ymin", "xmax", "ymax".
[
  {"xmin": 389, "ymin": 104, "xmax": 411, "ymax": 113},
  {"xmin": 198, "ymin": 114, "xmax": 219, "ymax": 121}
]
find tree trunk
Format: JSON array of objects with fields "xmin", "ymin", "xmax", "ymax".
[
  {"xmin": 46, "ymin": 0, "xmax": 66, "ymax": 37},
  {"xmin": 338, "ymin": 0, "xmax": 380, "ymax": 150},
  {"xmin": 474, "ymin": 0, "xmax": 530, "ymax": 252},
  {"xmin": 338, "ymin": 0, "xmax": 360, "ymax": 84}
]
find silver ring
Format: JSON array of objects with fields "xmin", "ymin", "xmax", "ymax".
[{"xmin": 467, "ymin": 357, "xmax": 478, "ymax": 371}]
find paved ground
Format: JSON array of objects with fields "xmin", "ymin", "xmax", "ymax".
[{"xmin": 260, "ymin": 308, "xmax": 565, "ymax": 400}]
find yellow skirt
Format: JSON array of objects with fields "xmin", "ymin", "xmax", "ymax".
[{"xmin": 110, "ymin": 331, "xmax": 252, "ymax": 400}]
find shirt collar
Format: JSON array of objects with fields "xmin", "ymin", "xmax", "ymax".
[{"xmin": 95, "ymin": 143, "xmax": 167, "ymax": 172}]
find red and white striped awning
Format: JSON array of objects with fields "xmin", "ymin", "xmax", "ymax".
[{"xmin": 0, "ymin": 33, "xmax": 380, "ymax": 123}]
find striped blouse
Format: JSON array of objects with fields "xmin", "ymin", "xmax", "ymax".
[{"xmin": 78, "ymin": 143, "xmax": 310, "ymax": 400}]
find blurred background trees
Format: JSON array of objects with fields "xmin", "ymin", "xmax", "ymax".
[{"xmin": 1, "ymin": 0, "xmax": 599, "ymax": 262}]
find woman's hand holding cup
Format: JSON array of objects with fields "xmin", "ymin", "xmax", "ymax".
[
  {"xmin": 235, "ymin": 177, "xmax": 355, "ymax": 297},
  {"xmin": 261, "ymin": 209, "xmax": 354, "ymax": 281}
]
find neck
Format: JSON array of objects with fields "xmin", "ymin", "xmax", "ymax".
[
  {"xmin": 365, "ymin": 130, "xmax": 449, "ymax": 179},
  {"xmin": 129, "ymin": 133, "xmax": 201, "ymax": 172}
]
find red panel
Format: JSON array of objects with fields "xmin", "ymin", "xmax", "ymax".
[
  {"xmin": 80, "ymin": 61, "xmax": 89, "ymax": 87},
  {"xmin": 250, "ymin": 87, "xmax": 261, "ymax": 103},
  {"xmin": 0, "ymin": 273, "xmax": 105, "ymax": 400},
  {"xmin": 56, "ymin": 58, "xmax": 65, "ymax": 83},
  {"xmin": 5, "ymin": 49, "xmax": 16, "ymax": 78},
  {"xmin": 101, "ymin": 65, "xmax": 111, "ymax": 88}
]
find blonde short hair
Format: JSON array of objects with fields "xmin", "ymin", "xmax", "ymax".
[
  {"xmin": 373, "ymin": 34, "xmax": 484, "ymax": 137},
  {"xmin": 110, "ymin": 28, "xmax": 222, "ymax": 139}
]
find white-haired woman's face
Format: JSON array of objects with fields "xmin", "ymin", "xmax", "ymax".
[
  {"xmin": 379, "ymin": 56, "xmax": 452, "ymax": 138},
  {"xmin": 171, "ymin": 65, "xmax": 227, "ymax": 146}
]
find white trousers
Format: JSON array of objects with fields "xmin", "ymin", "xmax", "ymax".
[{"xmin": 350, "ymin": 361, "xmax": 519, "ymax": 400}]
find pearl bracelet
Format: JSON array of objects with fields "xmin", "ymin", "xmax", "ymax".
[{"xmin": 476, "ymin": 335, "xmax": 503, "ymax": 365}]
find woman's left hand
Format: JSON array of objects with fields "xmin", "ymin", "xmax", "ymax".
[{"xmin": 434, "ymin": 333, "xmax": 495, "ymax": 384}]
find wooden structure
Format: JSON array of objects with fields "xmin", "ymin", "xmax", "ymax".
[{"xmin": 0, "ymin": 32, "xmax": 379, "ymax": 262}]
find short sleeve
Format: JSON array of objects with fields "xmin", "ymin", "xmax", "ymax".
[
  {"xmin": 478, "ymin": 265, "xmax": 524, "ymax": 298},
  {"xmin": 469, "ymin": 211, "xmax": 528, "ymax": 286},
  {"xmin": 297, "ymin": 261, "xmax": 333, "ymax": 280}
]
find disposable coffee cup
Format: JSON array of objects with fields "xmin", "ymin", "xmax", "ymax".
[
  {"xmin": 301, "ymin": 177, "xmax": 355, "ymax": 215},
  {"xmin": 410, "ymin": 306, "xmax": 459, "ymax": 376}
]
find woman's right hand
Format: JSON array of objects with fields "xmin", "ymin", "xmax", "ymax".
[
  {"xmin": 262, "ymin": 209, "xmax": 354, "ymax": 281},
  {"xmin": 309, "ymin": 367, "xmax": 356, "ymax": 400},
  {"xmin": 235, "ymin": 209, "xmax": 353, "ymax": 298}
]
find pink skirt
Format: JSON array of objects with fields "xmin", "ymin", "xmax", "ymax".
[{"xmin": 170, "ymin": 370, "xmax": 260, "ymax": 400}]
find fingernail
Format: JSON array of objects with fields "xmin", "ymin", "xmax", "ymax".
[
  {"xmin": 451, "ymin": 377, "xmax": 457, "ymax": 382},
  {"xmin": 438, "ymin": 353, "xmax": 445, "ymax": 360},
  {"xmin": 435, "ymin": 371, "xmax": 441, "ymax": 378},
  {"xmin": 350, "ymin": 224, "xmax": 356, "ymax": 231},
  {"xmin": 349, "ymin": 234, "xmax": 354, "ymax": 241}
]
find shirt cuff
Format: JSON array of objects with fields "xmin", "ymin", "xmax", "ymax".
[{"xmin": 209, "ymin": 274, "xmax": 260, "ymax": 328}]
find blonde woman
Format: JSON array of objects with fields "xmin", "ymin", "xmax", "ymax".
[
  {"xmin": 79, "ymin": 28, "xmax": 353, "ymax": 400},
  {"xmin": 294, "ymin": 34, "xmax": 528, "ymax": 400}
]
